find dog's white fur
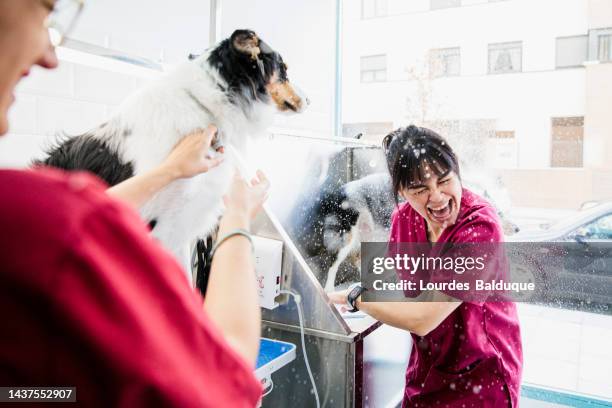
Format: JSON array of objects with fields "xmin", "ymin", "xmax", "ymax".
[{"xmin": 93, "ymin": 51, "xmax": 294, "ymax": 282}]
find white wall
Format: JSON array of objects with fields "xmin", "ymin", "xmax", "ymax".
[
  {"xmin": 69, "ymin": 0, "xmax": 211, "ymax": 64},
  {"xmin": 0, "ymin": 0, "xmax": 211, "ymax": 168},
  {"xmin": 220, "ymin": 0, "xmax": 337, "ymax": 136},
  {"xmin": 0, "ymin": 61, "xmax": 149, "ymax": 168}
]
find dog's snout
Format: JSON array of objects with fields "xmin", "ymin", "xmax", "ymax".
[{"xmin": 293, "ymin": 85, "xmax": 309, "ymax": 112}]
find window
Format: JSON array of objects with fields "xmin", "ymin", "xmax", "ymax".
[
  {"xmin": 340, "ymin": 3, "xmax": 612, "ymax": 401},
  {"xmin": 598, "ymin": 34, "xmax": 612, "ymax": 62},
  {"xmin": 361, "ymin": 55, "xmax": 387, "ymax": 83},
  {"xmin": 362, "ymin": 0, "xmax": 388, "ymax": 19},
  {"xmin": 588, "ymin": 27, "xmax": 612, "ymax": 62},
  {"xmin": 488, "ymin": 130, "xmax": 517, "ymax": 168},
  {"xmin": 430, "ymin": 0, "xmax": 461, "ymax": 10},
  {"xmin": 551, "ymin": 116, "xmax": 584, "ymax": 168},
  {"xmin": 488, "ymin": 41, "xmax": 522, "ymax": 74},
  {"xmin": 429, "ymin": 47, "xmax": 461, "ymax": 78},
  {"xmin": 556, "ymin": 35, "xmax": 588, "ymax": 68},
  {"xmin": 582, "ymin": 215, "xmax": 612, "ymax": 240},
  {"xmin": 490, "ymin": 130, "xmax": 515, "ymax": 139}
]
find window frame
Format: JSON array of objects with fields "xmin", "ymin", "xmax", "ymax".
[
  {"xmin": 360, "ymin": 54, "xmax": 387, "ymax": 83},
  {"xmin": 555, "ymin": 34, "xmax": 588, "ymax": 69},
  {"xmin": 550, "ymin": 116, "xmax": 584, "ymax": 168},
  {"xmin": 488, "ymin": 41, "xmax": 523, "ymax": 74},
  {"xmin": 588, "ymin": 27, "xmax": 612, "ymax": 63},
  {"xmin": 429, "ymin": 47, "xmax": 461, "ymax": 78},
  {"xmin": 361, "ymin": 0, "xmax": 388, "ymax": 19}
]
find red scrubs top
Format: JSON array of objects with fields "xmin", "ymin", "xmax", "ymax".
[
  {"xmin": 390, "ymin": 188, "xmax": 523, "ymax": 407},
  {"xmin": 0, "ymin": 169, "xmax": 261, "ymax": 407}
]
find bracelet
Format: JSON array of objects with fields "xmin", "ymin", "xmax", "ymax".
[{"xmin": 210, "ymin": 228, "xmax": 254, "ymax": 258}]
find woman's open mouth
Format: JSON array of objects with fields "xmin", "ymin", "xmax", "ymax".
[{"xmin": 427, "ymin": 199, "xmax": 453, "ymax": 223}]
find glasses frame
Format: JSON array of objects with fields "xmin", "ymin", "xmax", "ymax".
[{"xmin": 44, "ymin": 0, "xmax": 85, "ymax": 47}]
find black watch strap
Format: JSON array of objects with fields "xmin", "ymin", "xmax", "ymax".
[{"xmin": 347, "ymin": 285, "xmax": 367, "ymax": 313}]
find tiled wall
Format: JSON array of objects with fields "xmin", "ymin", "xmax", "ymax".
[{"xmin": 0, "ymin": 62, "xmax": 147, "ymax": 168}]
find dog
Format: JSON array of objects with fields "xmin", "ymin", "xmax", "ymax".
[
  {"xmin": 293, "ymin": 170, "xmax": 394, "ymax": 290},
  {"xmin": 35, "ymin": 29, "xmax": 308, "ymax": 283},
  {"xmin": 318, "ymin": 173, "xmax": 394, "ymax": 291}
]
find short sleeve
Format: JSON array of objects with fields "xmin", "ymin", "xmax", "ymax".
[
  {"xmin": 429, "ymin": 213, "xmax": 508, "ymax": 304},
  {"xmin": 53, "ymin": 199, "xmax": 262, "ymax": 407}
]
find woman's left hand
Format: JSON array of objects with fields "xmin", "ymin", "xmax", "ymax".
[{"xmin": 161, "ymin": 125, "xmax": 224, "ymax": 179}]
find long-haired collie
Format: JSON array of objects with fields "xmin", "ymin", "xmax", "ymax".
[{"xmin": 35, "ymin": 29, "xmax": 308, "ymax": 283}]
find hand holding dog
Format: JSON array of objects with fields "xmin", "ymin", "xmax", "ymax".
[
  {"xmin": 161, "ymin": 125, "xmax": 224, "ymax": 180},
  {"xmin": 107, "ymin": 125, "xmax": 224, "ymax": 209}
]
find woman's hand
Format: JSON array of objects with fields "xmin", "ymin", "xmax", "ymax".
[
  {"xmin": 107, "ymin": 126, "xmax": 223, "ymax": 208},
  {"xmin": 160, "ymin": 125, "xmax": 224, "ymax": 180},
  {"xmin": 223, "ymin": 170, "xmax": 270, "ymax": 221},
  {"xmin": 327, "ymin": 289, "xmax": 351, "ymax": 312}
]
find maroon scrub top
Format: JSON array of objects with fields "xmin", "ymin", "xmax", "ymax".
[
  {"xmin": 0, "ymin": 169, "xmax": 261, "ymax": 407},
  {"xmin": 390, "ymin": 188, "xmax": 523, "ymax": 407}
]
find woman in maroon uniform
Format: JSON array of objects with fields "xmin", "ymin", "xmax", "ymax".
[
  {"xmin": 0, "ymin": 1, "xmax": 267, "ymax": 406},
  {"xmin": 331, "ymin": 126, "xmax": 522, "ymax": 407}
]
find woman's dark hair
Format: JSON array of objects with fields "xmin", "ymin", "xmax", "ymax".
[{"xmin": 383, "ymin": 125, "xmax": 461, "ymax": 205}]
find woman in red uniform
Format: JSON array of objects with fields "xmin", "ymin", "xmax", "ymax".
[
  {"xmin": 330, "ymin": 125, "xmax": 523, "ymax": 407},
  {"xmin": 0, "ymin": 1, "xmax": 266, "ymax": 406}
]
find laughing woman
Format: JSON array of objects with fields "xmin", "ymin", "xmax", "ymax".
[{"xmin": 329, "ymin": 125, "xmax": 523, "ymax": 407}]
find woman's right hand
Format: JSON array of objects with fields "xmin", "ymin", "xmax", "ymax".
[
  {"xmin": 223, "ymin": 170, "xmax": 270, "ymax": 220},
  {"xmin": 160, "ymin": 125, "xmax": 224, "ymax": 180}
]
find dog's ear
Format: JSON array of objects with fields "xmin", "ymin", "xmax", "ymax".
[
  {"xmin": 258, "ymin": 39, "xmax": 275, "ymax": 55},
  {"xmin": 231, "ymin": 29, "xmax": 261, "ymax": 60}
]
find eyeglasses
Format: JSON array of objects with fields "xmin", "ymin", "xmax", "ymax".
[{"xmin": 44, "ymin": 0, "xmax": 85, "ymax": 47}]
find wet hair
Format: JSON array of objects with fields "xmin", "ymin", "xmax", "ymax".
[{"xmin": 383, "ymin": 125, "xmax": 460, "ymax": 205}]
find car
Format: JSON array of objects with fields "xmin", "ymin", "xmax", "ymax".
[
  {"xmin": 507, "ymin": 202, "xmax": 612, "ymax": 311},
  {"xmin": 510, "ymin": 202, "xmax": 612, "ymax": 242}
]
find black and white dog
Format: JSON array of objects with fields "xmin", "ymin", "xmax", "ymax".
[
  {"xmin": 36, "ymin": 29, "xmax": 308, "ymax": 283},
  {"xmin": 293, "ymin": 171, "xmax": 395, "ymax": 291}
]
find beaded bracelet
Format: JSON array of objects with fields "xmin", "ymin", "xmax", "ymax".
[{"xmin": 210, "ymin": 228, "xmax": 254, "ymax": 259}]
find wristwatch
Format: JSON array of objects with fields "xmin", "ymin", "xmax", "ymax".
[{"xmin": 346, "ymin": 283, "xmax": 367, "ymax": 313}]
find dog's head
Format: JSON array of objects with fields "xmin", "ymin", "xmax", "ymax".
[
  {"xmin": 319, "ymin": 189, "xmax": 360, "ymax": 253},
  {"xmin": 207, "ymin": 29, "xmax": 309, "ymax": 113}
]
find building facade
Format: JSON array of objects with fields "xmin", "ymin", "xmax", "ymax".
[{"xmin": 342, "ymin": 0, "xmax": 612, "ymax": 208}]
